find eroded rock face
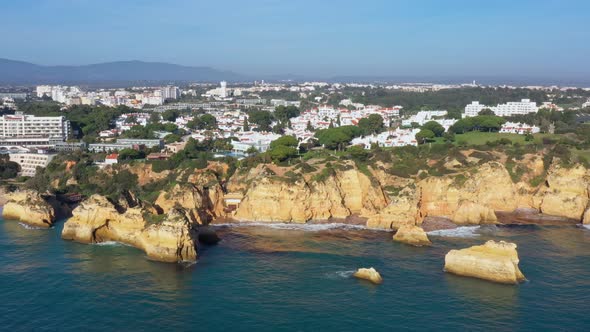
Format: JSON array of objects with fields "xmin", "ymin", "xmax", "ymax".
[
  {"xmin": 155, "ymin": 183, "xmax": 222, "ymax": 225},
  {"xmin": 367, "ymin": 186, "xmax": 420, "ymax": 229},
  {"xmin": 536, "ymin": 163, "xmax": 589, "ymax": 220},
  {"xmin": 452, "ymin": 201, "xmax": 497, "ymax": 225},
  {"xmin": 2, "ymin": 190, "xmax": 55, "ymax": 228},
  {"xmin": 419, "ymin": 162, "xmax": 517, "ymax": 220},
  {"xmin": 139, "ymin": 208, "xmax": 198, "ymax": 262},
  {"xmin": 62, "ymin": 195, "xmax": 198, "ymax": 263},
  {"xmin": 353, "ymin": 267, "xmax": 383, "ymax": 284},
  {"xmin": 392, "ymin": 224, "xmax": 431, "ymax": 246},
  {"xmin": 233, "ymin": 167, "xmax": 388, "ymax": 223},
  {"xmin": 444, "ymin": 240, "xmax": 526, "ymax": 284}
]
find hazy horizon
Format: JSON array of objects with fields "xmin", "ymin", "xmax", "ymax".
[{"xmin": 1, "ymin": 0, "xmax": 589, "ymax": 81}]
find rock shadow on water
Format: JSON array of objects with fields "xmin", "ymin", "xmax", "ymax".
[{"xmin": 444, "ymin": 271, "xmax": 521, "ymax": 320}]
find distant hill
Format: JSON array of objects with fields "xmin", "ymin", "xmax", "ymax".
[{"xmin": 0, "ymin": 58, "xmax": 246, "ymax": 84}]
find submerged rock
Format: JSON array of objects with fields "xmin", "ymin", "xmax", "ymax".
[
  {"xmin": 353, "ymin": 267, "xmax": 383, "ymax": 284},
  {"xmin": 2, "ymin": 190, "xmax": 55, "ymax": 228},
  {"xmin": 444, "ymin": 240, "xmax": 526, "ymax": 284},
  {"xmin": 393, "ymin": 224, "xmax": 431, "ymax": 246},
  {"xmin": 62, "ymin": 195, "xmax": 198, "ymax": 263}
]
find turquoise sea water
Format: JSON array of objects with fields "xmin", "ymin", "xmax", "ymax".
[{"xmin": 2, "ymin": 219, "xmax": 590, "ymax": 331}]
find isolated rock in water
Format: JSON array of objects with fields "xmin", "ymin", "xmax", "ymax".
[
  {"xmin": 353, "ymin": 267, "xmax": 383, "ymax": 284},
  {"xmin": 2, "ymin": 190, "xmax": 55, "ymax": 228},
  {"xmin": 393, "ymin": 224, "xmax": 431, "ymax": 246},
  {"xmin": 444, "ymin": 240, "xmax": 526, "ymax": 284}
]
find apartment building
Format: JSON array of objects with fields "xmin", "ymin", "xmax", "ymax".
[
  {"xmin": 0, "ymin": 113, "xmax": 70, "ymax": 140},
  {"xmin": 9, "ymin": 152, "xmax": 57, "ymax": 177},
  {"xmin": 464, "ymin": 99, "xmax": 538, "ymax": 117}
]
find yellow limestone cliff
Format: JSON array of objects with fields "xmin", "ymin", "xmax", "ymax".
[
  {"xmin": 155, "ymin": 183, "xmax": 223, "ymax": 225},
  {"xmin": 232, "ymin": 166, "xmax": 388, "ymax": 223},
  {"xmin": 535, "ymin": 163, "xmax": 590, "ymax": 220},
  {"xmin": 444, "ymin": 240, "xmax": 526, "ymax": 284},
  {"xmin": 62, "ymin": 195, "xmax": 198, "ymax": 263},
  {"xmin": 419, "ymin": 162, "xmax": 516, "ymax": 222},
  {"xmin": 2, "ymin": 190, "xmax": 56, "ymax": 228}
]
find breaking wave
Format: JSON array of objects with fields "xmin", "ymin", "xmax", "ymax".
[
  {"xmin": 18, "ymin": 222, "xmax": 45, "ymax": 230},
  {"xmin": 93, "ymin": 241, "xmax": 128, "ymax": 247},
  {"xmin": 427, "ymin": 226, "xmax": 481, "ymax": 238},
  {"xmin": 212, "ymin": 222, "xmax": 380, "ymax": 232}
]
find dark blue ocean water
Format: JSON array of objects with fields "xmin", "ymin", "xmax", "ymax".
[{"xmin": 2, "ymin": 219, "xmax": 590, "ymax": 331}]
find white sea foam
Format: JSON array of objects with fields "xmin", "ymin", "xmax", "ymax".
[
  {"xmin": 18, "ymin": 222, "xmax": 45, "ymax": 230},
  {"xmin": 324, "ymin": 270, "xmax": 356, "ymax": 280},
  {"xmin": 582, "ymin": 224, "xmax": 590, "ymax": 230},
  {"xmin": 427, "ymin": 226, "xmax": 481, "ymax": 238},
  {"xmin": 93, "ymin": 241, "xmax": 125, "ymax": 246},
  {"xmin": 212, "ymin": 222, "xmax": 381, "ymax": 232}
]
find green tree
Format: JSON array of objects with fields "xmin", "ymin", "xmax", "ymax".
[
  {"xmin": 348, "ymin": 145, "xmax": 369, "ymax": 161},
  {"xmin": 270, "ymin": 135, "xmax": 298, "ymax": 149},
  {"xmin": 164, "ymin": 134, "xmax": 182, "ymax": 143},
  {"xmin": 415, "ymin": 129, "xmax": 435, "ymax": 144},
  {"xmin": 421, "ymin": 121, "xmax": 445, "ymax": 137},
  {"xmin": 162, "ymin": 109, "xmax": 180, "ymax": 122},
  {"xmin": 118, "ymin": 148, "xmax": 145, "ymax": 161},
  {"xmin": 268, "ymin": 145, "xmax": 298, "ymax": 163},
  {"xmin": 478, "ymin": 108, "xmax": 496, "ymax": 116},
  {"xmin": 248, "ymin": 110, "xmax": 274, "ymax": 132},
  {"xmin": 274, "ymin": 105, "xmax": 300, "ymax": 123},
  {"xmin": 243, "ymin": 117, "xmax": 250, "ymax": 131},
  {"xmin": 358, "ymin": 114, "xmax": 384, "ymax": 135},
  {"xmin": 149, "ymin": 112, "xmax": 161, "ymax": 123}
]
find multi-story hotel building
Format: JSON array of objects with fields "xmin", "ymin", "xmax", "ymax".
[
  {"xmin": 464, "ymin": 99, "xmax": 538, "ymax": 117},
  {"xmin": 9, "ymin": 152, "xmax": 57, "ymax": 177},
  {"xmin": 0, "ymin": 113, "xmax": 70, "ymax": 140}
]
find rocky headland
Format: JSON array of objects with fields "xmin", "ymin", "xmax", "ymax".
[
  {"xmin": 2, "ymin": 190, "xmax": 56, "ymax": 228},
  {"xmin": 61, "ymin": 194, "xmax": 198, "ymax": 263}
]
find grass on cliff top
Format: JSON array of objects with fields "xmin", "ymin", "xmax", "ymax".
[{"xmin": 433, "ymin": 132, "xmax": 561, "ymax": 146}]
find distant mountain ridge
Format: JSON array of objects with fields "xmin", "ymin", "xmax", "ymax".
[{"xmin": 0, "ymin": 58, "xmax": 246, "ymax": 84}]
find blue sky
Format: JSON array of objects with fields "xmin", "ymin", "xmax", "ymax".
[{"xmin": 1, "ymin": 0, "xmax": 589, "ymax": 79}]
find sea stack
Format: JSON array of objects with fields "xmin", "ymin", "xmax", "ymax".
[
  {"xmin": 444, "ymin": 240, "xmax": 526, "ymax": 284},
  {"xmin": 2, "ymin": 190, "xmax": 56, "ymax": 228},
  {"xmin": 354, "ymin": 267, "xmax": 383, "ymax": 284},
  {"xmin": 393, "ymin": 224, "xmax": 432, "ymax": 246}
]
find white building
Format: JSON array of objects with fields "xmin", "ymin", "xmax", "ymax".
[
  {"xmin": 464, "ymin": 99, "xmax": 538, "ymax": 117},
  {"xmin": 205, "ymin": 81, "xmax": 229, "ymax": 98},
  {"xmin": 499, "ymin": 122, "xmax": 540, "ymax": 134},
  {"xmin": 401, "ymin": 110, "xmax": 455, "ymax": 130},
  {"xmin": 464, "ymin": 101, "xmax": 486, "ymax": 117},
  {"xmin": 583, "ymin": 99, "xmax": 590, "ymax": 109},
  {"xmin": 351, "ymin": 128, "xmax": 420, "ymax": 149},
  {"xmin": 161, "ymin": 86, "xmax": 180, "ymax": 100},
  {"xmin": 0, "ymin": 113, "xmax": 70, "ymax": 140},
  {"xmin": 36, "ymin": 85, "xmax": 52, "ymax": 98},
  {"xmin": 9, "ymin": 152, "xmax": 56, "ymax": 177},
  {"xmin": 492, "ymin": 99, "xmax": 538, "ymax": 117}
]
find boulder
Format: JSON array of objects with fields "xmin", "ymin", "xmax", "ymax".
[
  {"xmin": 2, "ymin": 190, "xmax": 55, "ymax": 228},
  {"xmin": 393, "ymin": 224, "xmax": 431, "ymax": 246},
  {"xmin": 353, "ymin": 267, "xmax": 383, "ymax": 284},
  {"xmin": 444, "ymin": 240, "xmax": 526, "ymax": 284}
]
